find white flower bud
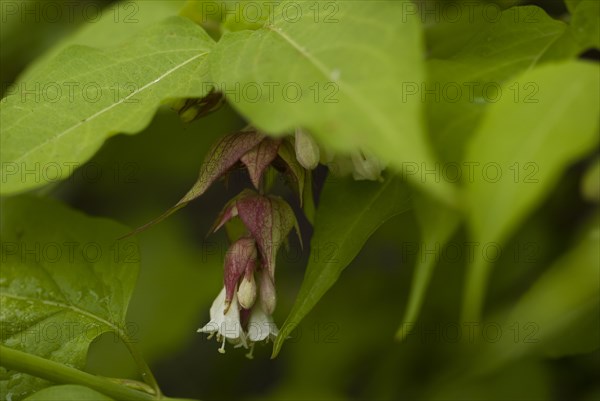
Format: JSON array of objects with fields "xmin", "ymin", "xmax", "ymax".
[
  {"xmin": 351, "ymin": 151, "xmax": 385, "ymax": 181},
  {"xmin": 294, "ymin": 128, "xmax": 320, "ymax": 170},
  {"xmin": 237, "ymin": 274, "xmax": 257, "ymax": 309}
]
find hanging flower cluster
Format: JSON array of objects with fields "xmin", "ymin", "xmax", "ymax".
[
  {"xmin": 128, "ymin": 125, "xmax": 384, "ymax": 357},
  {"xmin": 171, "ymin": 127, "xmax": 305, "ymax": 356},
  {"xmin": 198, "ymin": 188, "xmax": 301, "ymax": 356}
]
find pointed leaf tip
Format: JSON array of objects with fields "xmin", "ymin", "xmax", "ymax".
[
  {"xmin": 124, "ymin": 129, "xmax": 264, "ymax": 237},
  {"xmin": 241, "ymin": 138, "xmax": 282, "ymax": 189},
  {"xmin": 179, "ymin": 128, "xmax": 265, "ymax": 205}
]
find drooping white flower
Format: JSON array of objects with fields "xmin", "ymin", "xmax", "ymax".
[
  {"xmin": 197, "ymin": 287, "xmax": 247, "ymax": 353},
  {"xmin": 246, "ymin": 302, "xmax": 279, "ymax": 343},
  {"xmin": 244, "ymin": 301, "xmax": 279, "ymax": 359}
]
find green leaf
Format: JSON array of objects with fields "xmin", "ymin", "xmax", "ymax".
[
  {"xmin": 426, "ymin": 5, "xmax": 568, "ymax": 162},
  {"xmin": 0, "ymin": 196, "xmax": 139, "ymax": 399},
  {"xmin": 209, "ymin": 1, "xmax": 457, "ymax": 204},
  {"xmin": 24, "ymin": 385, "xmax": 113, "ymax": 401},
  {"xmin": 0, "ymin": 16, "xmax": 214, "ymax": 195},
  {"xmin": 474, "ymin": 219, "xmax": 599, "ymax": 372},
  {"xmin": 582, "ymin": 156, "xmax": 600, "ymax": 203},
  {"xmin": 395, "ymin": 193, "xmax": 460, "ymax": 341},
  {"xmin": 570, "ymin": 0, "xmax": 600, "ymax": 50},
  {"xmin": 565, "ymin": 0, "xmax": 583, "ymax": 13},
  {"xmin": 18, "ymin": 0, "xmax": 188, "ymax": 82},
  {"xmin": 462, "ymin": 60, "xmax": 600, "ymax": 320},
  {"xmin": 272, "ymin": 175, "xmax": 412, "ymax": 357},
  {"xmin": 181, "ymin": 0, "xmax": 274, "ymax": 36},
  {"xmin": 425, "ymin": 6, "xmax": 565, "ymax": 65}
]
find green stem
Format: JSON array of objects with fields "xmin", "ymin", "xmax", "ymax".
[
  {"xmin": 120, "ymin": 333, "xmax": 162, "ymax": 397},
  {"xmin": 461, "ymin": 257, "xmax": 492, "ymax": 323},
  {"xmin": 0, "ymin": 345, "xmax": 156, "ymax": 401}
]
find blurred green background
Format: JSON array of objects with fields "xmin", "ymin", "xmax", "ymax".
[{"xmin": 1, "ymin": 1, "xmax": 598, "ymax": 400}]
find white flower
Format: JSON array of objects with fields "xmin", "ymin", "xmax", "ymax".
[
  {"xmin": 244, "ymin": 302, "xmax": 279, "ymax": 359},
  {"xmin": 197, "ymin": 287, "xmax": 247, "ymax": 353},
  {"xmin": 247, "ymin": 303, "xmax": 279, "ymax": 343}
]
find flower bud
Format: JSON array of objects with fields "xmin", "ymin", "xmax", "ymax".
[
  {"xmin": 294, "ymin": 128, "xmax": 320, "ymax": 170},
  {"xmin": 224, "ymin": 237, "xmax": 257, "ymax": 313},
  {"xmin": 351, "ymin": 151, "xmax": 385, "ymax": 181},
  {"xmin": 259, "ymin": 268, "xmax": 277, "ymax": 315},
  {"xmin": 237, "ymin": 273, "xmax": 257, "ymax": 309}
]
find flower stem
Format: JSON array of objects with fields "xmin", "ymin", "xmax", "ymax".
[
  {"xmin": 120, "ymin": 332, "xmax": 162, "ymax": 397},
  {"xmin": 0, "ymin": 345, "xmax": 156, "ymax": 401}
]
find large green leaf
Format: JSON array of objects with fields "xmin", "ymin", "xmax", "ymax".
[
  {"xmin": 181, "ymin": 0, "xmax": 277, "ymax": 35},
  {"xmin": 0, "ymin": 16, "xmax": 214, "ymax": 195},
  {"xmin": 0, "ymin": 196, "xmax": 139, "ymax": 399},
  {"xmin": 209, "ymin": 1, "xmax": 457, "ymax": 204},
  {"xmin": 570, "ymin": 0, "xmax": 600, "ymax": 50},
  {"xmin": 272, "ymin": 175, "xmax": 412, "ymax": 357},
  {"xmin": 582, "ymin": 156, "xmax": 600, "ymax": 203},
  {"xmin": 426, "ymin": 6, "xmax": 568, "ymax": 162},
  {"xmin": 17, "ymin": 0, "xmax": 188, "ymax": 82},
  {"xmin": 462, "ymin": 60, "xmax": 600, "ymax": 320}
]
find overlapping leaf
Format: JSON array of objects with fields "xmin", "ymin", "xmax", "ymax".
[
  {"xmin": 570, "ymin": 0, "xmax": 600, "ymax": 50},
  {"xmin": 17, "ymin": 0, "xmax": 188, "ymax": 82},
  {"xmin": 0, "ymin": 16, "xmax": 214, "ymax": 195},
  {"xmin": 0, "ymin": 196, "xmax": 139, "ymax": 399},
  {"xmin": 273, "ymin": 175, "xmax": 412, "ymax": 356},
  {"xmin": 209, "ymin": 0, "xmax": 457, "ymax": 204},
  {"xmin": 426, "ymin": 5, "xmax": 568, "ymax": 162},
  {"xmin": 462, "ymin": 60, "xmax": 600, "ymax": 320}
]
